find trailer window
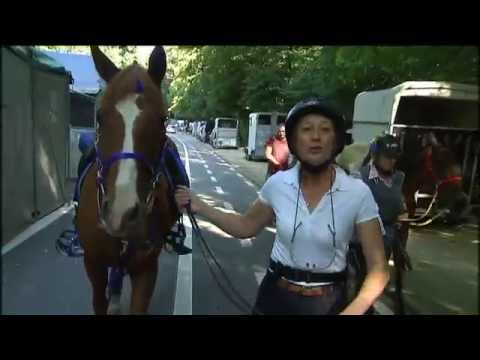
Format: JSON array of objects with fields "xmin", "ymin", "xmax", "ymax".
[
  {"xmin": 258, "ymin": 115, "xmax": 271, "ymax": 125},
  {"xmin": 394, "ymin": 97, "xmax": 478, "ymax": 129},
  {"xmin": 218, "ymin": 119, "xmax": 237, "ymax": 128}
]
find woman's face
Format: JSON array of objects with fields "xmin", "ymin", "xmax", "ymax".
[
  {"xmin": 374, "ymin": 154, "xmax": 397, "ymax": 174},
  {"xmin": 293, "ymin": 114, "xmax": 337, "ymax": 166}
]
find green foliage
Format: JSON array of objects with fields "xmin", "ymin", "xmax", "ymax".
[
  {"xmin": 168, "ymin": 46, "xmax": 478, "ymax": 145},
  {"xmin": 37, "ymin": 45, "xmax": 478, "ymax": 145}
]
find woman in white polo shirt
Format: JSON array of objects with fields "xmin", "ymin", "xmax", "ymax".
[{"xmin": 175, "ymin": 98, "xmax": 389, "ymax": 315}]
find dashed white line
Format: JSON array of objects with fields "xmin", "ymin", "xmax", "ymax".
[
  {"xmin": 215, "ymin": 186, "xmax": 225, "ymax": 194},
  {"xmin": 245, "ymin": 181, "xmax": 254, "ymax": 187},
  {"xmin": 210, "ymin": 176, "xmax": 217, "ymax": 183},
  {"xmin": 223, "ymin": 202, "xmax": 234, "ymax": 210},
  {"xmin": 204, "ymin": 165, "xmax": 209, "ymax": 169},
  {"xmin": 206, "ymin": 170, "xmax": 212, "ymax": 175}
]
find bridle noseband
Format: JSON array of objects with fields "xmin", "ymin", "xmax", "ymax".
[{"xmin": 95, "ymin": 140, "xmax": 168, "ymax": 226}]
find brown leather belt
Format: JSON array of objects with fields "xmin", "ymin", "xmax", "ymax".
[{"xmin": 276, "ymin": 277, "xmax": 335, "ymax": 297}]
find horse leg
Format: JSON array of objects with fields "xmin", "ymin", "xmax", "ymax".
[
  {"xmin": 129, "ymin": 260, "xmax": 158, "ymax": 315},
  {"xmin": 84, "ymin": 259, "xmax": 109, "ymax": 315}
]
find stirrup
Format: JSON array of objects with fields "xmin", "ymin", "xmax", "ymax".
[
  {"xmin": 165, "ymin": 222, "xmax": 191, "ymax": 255},
  {"xmin": 55, "ymin": 230, "xmax": 84, "ymax": 257}
]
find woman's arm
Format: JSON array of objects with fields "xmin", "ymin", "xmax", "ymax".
[
  {"xmin": 175, "ymin": 186, "xmax": 274, "ymax": 239},
  {"xmin": 340, "ymin": 218, "xmax": 389, "ymax": 315},
  {"xmin": 265, "ymin": 145, "xmax": 280, "ymax": 167}
]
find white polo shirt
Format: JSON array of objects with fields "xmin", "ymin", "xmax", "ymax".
[{"xmin": 259, "ymin": 162, "xmax": 382, "ymax": 275}]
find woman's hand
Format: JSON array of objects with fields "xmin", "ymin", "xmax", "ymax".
[{"xmin": 175, "ymin": 186, "xmax": 202, "ymax": 214}]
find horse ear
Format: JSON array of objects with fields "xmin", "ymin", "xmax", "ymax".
[
  {"xmin": 148, "ymin": 46, "xmax": 166, "ymax": 88},
  {"xmin": 90, "ymin": 46, "xmax": 120, "ymax": 83}
]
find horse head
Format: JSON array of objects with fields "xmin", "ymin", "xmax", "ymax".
[{"xmin": 90, "ymin": 46, "xmax": 170, "ymax": 238}]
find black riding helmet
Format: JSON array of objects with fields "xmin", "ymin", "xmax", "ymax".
[
  {"xmin": 370, "ymin": 134, "xmax": 402, "ymax": 158},
  {"xmin": 285, "ymin": 98, "xmax": 347, "ymax": 158}
]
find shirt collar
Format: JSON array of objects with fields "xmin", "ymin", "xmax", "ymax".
[
  {"xmin": 282, "ymin": 162, "xmax": 348, "ymax": 192},
  {"xmin": 368, "ymin": 160, "xmax": 393, "ymax": 187}
]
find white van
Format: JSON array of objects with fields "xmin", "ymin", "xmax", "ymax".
[
  {"xmin": 246, "ymin": 112, "xmax": 286, "ymax": 160},
  {"xmin": 210, "ymin": 117, "xmax": 238, "ymax": 148}
]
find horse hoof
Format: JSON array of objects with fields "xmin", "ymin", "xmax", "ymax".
[{"xmin": 107, "ymin": 294, "xmax": 122, "ymax": 315}]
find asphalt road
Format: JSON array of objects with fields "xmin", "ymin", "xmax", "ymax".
[{"xmin": 3, "ymin": 132, "xmax": 477, "ymax": 315}]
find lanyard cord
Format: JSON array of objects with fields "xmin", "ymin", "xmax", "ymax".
[{"xmin": 290, "ymin": 166, "xmax": 337, "ymax": 271}]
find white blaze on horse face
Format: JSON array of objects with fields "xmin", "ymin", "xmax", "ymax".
[{"xmin": 109, "ymin": 94, "xmax": 141, "ymax": 231}]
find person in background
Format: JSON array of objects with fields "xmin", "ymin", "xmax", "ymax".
[{"xmin": 265, "ymin": 123, "xmax": 290, "ymax": 180}]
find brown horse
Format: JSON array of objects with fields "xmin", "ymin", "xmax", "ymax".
[{"xmin": 77, "ymin": 46, "xmax": 178, "ymax": 314}]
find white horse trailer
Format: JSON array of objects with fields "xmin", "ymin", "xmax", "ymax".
[
  {"xmin": 351, "ymin": 81, "xmax": 479, "ymax": 204},
  {"xmin": 210, "ymin": 117, "xmax": 238, "ymax": 148},
  {"xmin": 246, "ymin": 112, "xmax": 286, "ymax": 160}
]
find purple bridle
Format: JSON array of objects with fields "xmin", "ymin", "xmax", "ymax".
[{"xmin": 95, "ymin": 142, "xmax": 168, "ymax": 222}]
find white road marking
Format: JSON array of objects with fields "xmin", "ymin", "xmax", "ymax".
[
  {"xmin": 204, "ymin": 165, "xmax": 209, "ymax": 169},
  {"xmin": 215, "ymin": 186, "xmax": 224, "ymax": 194},
  {"xmin": 223, "ymin": 202, "xmax": 234, "ymax": 210},
  {"xmin": 206, "ymin": 170, "xmax": 212, "ymax": 175},
  {"xmin": 210, "ymin": 176, "xmax": 217, "ymax": 183},
  {"xmin": 245, "ymin": 181, "xmax": 254, "ymax": 187},
  {"xmin": 171, "ymin": 135, "xmax": 193, "ymax": 315},
  {"xmin": 2, "ymin": 203, "xmax": 74, "ymax": 255}
]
